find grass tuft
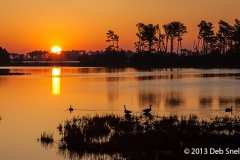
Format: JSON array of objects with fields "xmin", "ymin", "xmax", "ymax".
[{"xmin": 38, "ymin": 131, "xmax": 54, "ymax": 149}]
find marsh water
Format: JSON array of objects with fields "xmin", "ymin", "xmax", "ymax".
[{"xmin": 1, "ymin": 67, "xmax": 240, "ymax": 159}]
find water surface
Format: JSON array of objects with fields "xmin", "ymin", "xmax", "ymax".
[{"xmin": 0, "ymin": 67, "xmax": 240, "ymax": 159}]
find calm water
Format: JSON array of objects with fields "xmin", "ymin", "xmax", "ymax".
[{"xmin": 1, "ymin": 67, "xmax": 240, "ymax": 159}]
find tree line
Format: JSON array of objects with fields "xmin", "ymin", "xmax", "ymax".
[
  {"xmin": 1, "ymin": 19, "xmax": 240, "ymax": 67},
  {"xmin": 78, "ymin": 19, "xmax": 240, "ymax": 66}
]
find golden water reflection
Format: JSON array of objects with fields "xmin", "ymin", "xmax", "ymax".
[
  {"xmin": 52, "ymin": 68, "xmax": 61, "ymax": 95},
  {"xmin": 2, "ymin": 67, "xmax": 240, "ymax": 160}
]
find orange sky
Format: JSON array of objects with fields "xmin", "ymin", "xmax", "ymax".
[{"xmin": 0, "ymin": 0, "xmax": 240, "ymax": 53}]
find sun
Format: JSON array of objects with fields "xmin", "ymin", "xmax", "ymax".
[{"xmin": 51, "ymin": 46, "xmax": 62, "ymax": 54}]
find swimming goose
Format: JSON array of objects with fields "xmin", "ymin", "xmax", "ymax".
[{"xmin": 69, "ymin": 105, "xmax": 73, "ymax": 112}]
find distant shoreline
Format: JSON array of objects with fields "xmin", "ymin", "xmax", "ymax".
[
  {"xmin": 0, "ymin": 72, "xmax": 31, "ymax": 76},
  {"xmin": 1, "ymin": 62, "xmax": 240, "ymax": 69}
]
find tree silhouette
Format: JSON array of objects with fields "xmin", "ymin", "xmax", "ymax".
[
  {"xmin": 216, "ymin": 19, "xmax": 240, "ymax": 54},
  {"xmin": 163, "ymin": 21, "xmax": 187, "ymax": 54},
  {"xmin": 135, "ymin": 23, "xmax": 159, "ymax": 53},
  {"xmin": 0, "ymin": 47, "xmax": 10, "ymax": 64},
  {"xmin": 134, "ymin": 23, "xmax": 145, "ymax": 52},
  {"xmin": 106, "ymin": 30, "xmax": 119, "ymax": 51},
  {"xmin": 26, "ymin": 50, "xmax": 48, "ymax": 60},
  {"xmin": 218, "ymin": 20, "xmax": 234, "ymax": 54},
  {"xmin": 233, "ymin": 19, "xmax": 240, "ymax": 53},
  {"xmin": 197, "ymin": 21, "xmax": 214, "ymax": 55},
  {"xmin": 155, "ymin": 24, "xmax": 166, "ymax": 53}
]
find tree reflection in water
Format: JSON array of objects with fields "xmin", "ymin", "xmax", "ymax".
[{"xmin": 39, "ymin": 114, "xmax": 240, "ymax": 159}]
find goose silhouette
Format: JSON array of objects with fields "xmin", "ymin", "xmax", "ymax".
[
  {"xmin": 124, "ymin": 105, "xmax": 132, "ymax": 114},
  {"xmin": 65, "ymin": 105, "xmax": 74, "ymax": 113},
  {"xmin": 142, "ymin": 105, "xmax": 152, "ymax": 113},
  {"xmin": 69, "ymin": 105, "xmax": 73, "ymax": 112},
  {"xmin": 225, "ymin": 106, "xmax": 233, "ymax": 112}
]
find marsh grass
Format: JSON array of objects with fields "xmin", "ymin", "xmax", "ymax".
[
  {"xmin": 38, "ymin": 131, "xmax": 54, "ymax": 149},
  {"xmin": 41, "ymin": 114, "xmax": 240, "ymax": 159}
]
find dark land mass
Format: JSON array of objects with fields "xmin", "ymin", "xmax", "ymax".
[
  {"xmin": 0, "ymin": 72, "xmax": 31, "ymax": 76},
  {"xmin": 0, "ymin": 68, "xmax": 31, "ymax": 76},
  {"xmin": 2, "ymin": 51, "xmax": 240, "ymax": 68},
  {"xmin": 1, "ymin": 62, "xmax": 240, "ymax": 69}
]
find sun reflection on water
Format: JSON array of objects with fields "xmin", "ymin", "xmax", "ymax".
[{"xmin": 52, "ymin": 68, "xmax": 61, "ymax": 95}]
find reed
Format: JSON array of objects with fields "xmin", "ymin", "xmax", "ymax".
[{"xmin": 38, "ymin": 131, "xmax": 54, "ymax": 149}]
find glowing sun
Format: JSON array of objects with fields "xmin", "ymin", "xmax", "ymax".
[{"xmin": 51, "ymin": 46, "xmax": 62, "ymax": 54}]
